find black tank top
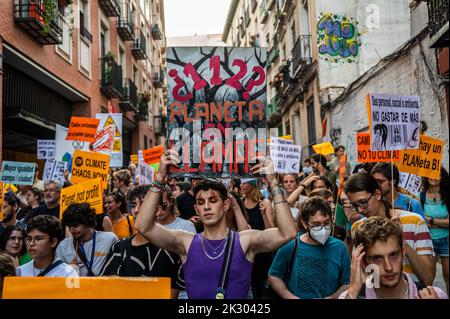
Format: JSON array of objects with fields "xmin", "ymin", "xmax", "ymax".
[{"xmin": 246, "ymin": 202, "xmax": 265, "ymax": 230}]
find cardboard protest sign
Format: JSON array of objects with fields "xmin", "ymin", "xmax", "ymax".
[
  {"xmin": 71, "ymin": 150, "xmax": 110, "ymax": 185},
  {"xmin": 43, "ymin": 159, "xmax": 67, "ymax": 187},
  {"xmin": 66, "ymin": 117, "xmax": 100, "ymax": 142},
  {"xmin": 0, "ymin": 182, "xmax": 3, "ymax": 221},
  {"xmin": 270, "ymin": 142, "xmax": 301, "ymax": 174},
  {"xmin": 3, "ymin": 277, "xmax": 170, "ymax": 299},
  {"xmin": 130, "ymin": 154, "xmax": 139, "ymax": 164},
  {"xmin": 37, "ymin": 140, "xmax": 55, "ymax": 160},
  {"xmin": 60, "ymin": 178, "xmax": 103, "ymax": 219},
  {"xmin": 96, "ymin": 113, "xmax": 123, "ymax": 167},
  {"xmin": 356, "ymin": 133, "xmax": 400, "ymax": 162},
  {"xmin": 399, "ymin": 172, "xmax": 422, "ymax": 196},
  {"xmin": 367, "ymin": 94, "xmax": 421, "ymax": 151},
  {"xmin": 89, "ymin": 125, "xmax": 115, "ymax": 154},
  {"xmin": 55, "ymin": 124, "xmax": 90, "ymax": 172},
  {"xmin": 138, "ymin": 162, "xmax": 155, "ymax": 185},
  {"xmin": 397, "ymin": 135, "xmax": 443, "ymax": 179},
  {"xmin": 167, "ymin": 47, "xmax": 267, "ymax": 177},
  {"xmin": 0, "ymin": 161, "xmax": 35, "ymax": 185},
  {"xmin": 312, "ymin": 142, "xmax": 335, "ymax": 155}
]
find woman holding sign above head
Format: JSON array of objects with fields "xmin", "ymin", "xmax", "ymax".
[
  {"xmin": 420, "ymin": 168, "xmax": 449, "ymax": 294},
  {"xmin": 104, "ymin": 191, "xmax": 136, "ymax": 240}
]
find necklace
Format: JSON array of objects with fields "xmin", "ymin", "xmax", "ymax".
[
  {"xmin": 376, "ymin": 279, "xmax": 409, "ymax": 299},
  {"xmin": 200, "ymin": 233, "xmax": 229, "ymax": 260}
]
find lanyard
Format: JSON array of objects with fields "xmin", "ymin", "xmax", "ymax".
[{"xmin": 79, "ymin": 231, "xmax": 96, "ymax": 271}]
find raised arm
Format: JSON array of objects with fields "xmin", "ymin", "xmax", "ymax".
[
  {"xmin": 134, "ymin": 150, "xmax": 192, "ymax": 256},
  {"xmin": 286, "ymin": 174, "xmax": 319, "ymax": 205}
]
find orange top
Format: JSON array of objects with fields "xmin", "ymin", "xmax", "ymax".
[{"xmin": 112, "ymin": 215, "xmax": 136, "ymax": 239}]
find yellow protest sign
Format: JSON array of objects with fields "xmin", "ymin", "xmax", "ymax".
[
  {"xmin": 60, "ymin": 178, "xmax": 103, "ymax": 219},
  {"xmin": 0, "ymin": 182, "xmax": 3, "ymax": 222},
  {"xmin": 130, "ymin": 154, "xmax": 138, "ymax": 164},
  {"xmin": 113, "ymin": 139, "xmax": 121, "ymax": 152},
  {"xmin": 71, "ymin": 150, "xmax": 110, "ymax": 185},
  {"xmin": 3, "ymin": 277, "xmax": 170, "ymax": 299},
  {"xmin": 397, "ymin": 135, "xmax": 443, "ymax": 179},
  {"xmin": 312, "ymin": 142, "xmax": 335, "ymax": 155}
]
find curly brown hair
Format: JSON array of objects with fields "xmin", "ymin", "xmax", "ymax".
[{"xmin": 353, "ymin": 216, "xmax": 403, "ymax": 250}]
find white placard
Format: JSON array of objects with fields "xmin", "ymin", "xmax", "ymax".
[
  {"xmin": 43, "ymin": 159, "xmax": 67, "ymax": 187},
  {"xmin": 270, "ymin": 143, "xmax": 302, "ymax": 174},
  {"xmin": 138, "ymin": 150, "xmax": 144, "ymax": 162},
  {"xmin": 96, "ymin": 113, "xmax": 123, "ymax": 168},
  {"xmin": 399, "ymin": 172, "xmax": 422, "ymax": 196},
  {"xmin": 37, "ymin": 140, "xmax": 55, "ymax": 160},
  {"xmin": 54, "ymin": 124, "xmax": 89, "ymax": 171},
  {"xmin": 138, "ymin": 161, "xmax": 155, "ymax": 186},
  {"xmin": 368, "ymin": 94, "xmax": 421, "ymax": 151}
]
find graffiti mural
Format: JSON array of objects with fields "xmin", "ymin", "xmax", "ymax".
[{"xmin": 317, "ymin": 13, "xmax": 361, "ymax": 63}]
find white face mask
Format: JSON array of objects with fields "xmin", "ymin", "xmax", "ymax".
[{"xmin": 308, "ymin": 227, "xmax": 331, "ymax": 245}]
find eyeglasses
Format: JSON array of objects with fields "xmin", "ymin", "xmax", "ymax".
[
  {"xmin": 350, "ymin": 194, "xmax": 374, "ymax": 211},
  {"xmin": 44, "ymin": 188, "xmax": 57, "ymax": 193},
  {"xmin": 8, "ymin": 236, "xmax": 24, "ymax": 242},
  {"xmin": 307, "ymin": 222, "xmax": 333, "ymax": 231},
  {"xmin": 25, "ymin": 236, "xmax": 50, "ymax": 245}
]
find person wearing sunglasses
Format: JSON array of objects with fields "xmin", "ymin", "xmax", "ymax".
[
  {"xmin": 268, "ymin": 196, "xmax": 350, "ymax": 299},
  {"xmin": 16, "ymin": 215, "xmax": 78, "ymax": 277},
  {"xmin": 345, "ymin": 172, "xmax": 435, "ymax": 287}
]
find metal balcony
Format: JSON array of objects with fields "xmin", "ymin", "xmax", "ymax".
[
  {"xmin": 291, "ymin": 35, "xmax": 312, "ymax": 79},
  {"xmin": 131, "ymin": 32, "xmax": 147, "ymax": 60},
  {"xmin": 120, "ymin": 78, "xmax": 138, "ymax": 111},
  {"xmin": 117, "ymin": 18, "xmax": 134, "ymax": 41},
  {"xmin": 100, "ymin": 58, "xmax": 123, "ymax": 99},
  {"xmin": 267, "ymin": 46, "xmax": 280, "ymax": 66},
  {"xmin": 99, "ymin": 0, "xmax": 121, "ymax": 17},
  {"xmin": 427, "ymin": 0, "xmax": 449, "ymax": 48},
  {"xmin": 152, "ymin": 15, "xmax": 163, "ymax": 40},
  {"xmin": 136, "ymin": 96, "xmax": 149, "ymax": 121},
  {"xmin": 13, "ymin": 0, "xmax": 63, "ymax": 45},
  {"xmin": 153, "ymin": 66, "xmax": 164, "ymax": 88}
]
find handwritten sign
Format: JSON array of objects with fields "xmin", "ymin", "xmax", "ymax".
[
  {"xmin": 138, "ymin": 162, "xmax": 155, "ymax": 186},
  {"xmin": 269, "ymin": 142, "xmax": 301, "ymax": 173},
  {"xmin": 71, "ymin": 150, "xmax": 110, "ymax": 185},
  {"xmin": 143, "ymin": 145, "xmax": 164, "ymax": 165},
  {"xmin": 66, "ymin": 117, "xmax": 100, "ymax": 142},
  {"xmin": 367, "ymin": 94, "xmax": 421, "ymax": 151},
  {"xmin": 43, "ymin": 159, "xmax": 67, "ymax": 187},
  {"xmin": 356, "ymin": 133, "xmax": 400, "ymax": 163},
  {"xmin": 312, "ymin": 142, "xmax": 335, "ymax": 155},
  {"xmin": 399, "ymin": 172, "xmax": 422, "ymax": 196},
  {"xmin": 397, "ymin": 135, "xmax": 443, "ymax": 179},
  {"xmin": 3, "ymin": 277, "xmax": 170, "ymax": 299},
  {"xmin": 37, "ymin": 140, "xmax": 55, "ymax": 160},
  {"xmin": 60, "ymin": 178, "xmax": 103, "ymax": 219},
  {"xmin": 0, "ymin": 161, "xmax": 35, "ymax": 185},
  {"xmin": 96, "ymin": 113, "xmax": 123, "ymax": 168}
]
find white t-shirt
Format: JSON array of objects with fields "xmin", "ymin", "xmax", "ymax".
[
  {"xmin": 56, "ymin": 231, "xmax": 118, "ymax": 276},
  {"xmin": 17, "ymin": 259, "xmax": 79, "ymax": 277},
  {"xmin": 164, "ymin": 217, "xmax": 196, "ymax": 233}
]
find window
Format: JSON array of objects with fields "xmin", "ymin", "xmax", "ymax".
[
  {"xmin": 144, "ymin": 135, "xmax": 148, "ymax": 149},
  {"xmin": 100, "ymin": 22, "xmax": 109, "ymax": 58},
  {"xmin": 285, "ymin": 120, "xmax": 291, "ymax": 135},
  {"xmin": 119, "ymin": 46, "xmax": 126, "ymax": 74},
  {"xmin": 291, "ymin": 21, "xmax": 296, "ymax": 49},
  {"xmin": 80, "ymin": 0, "xmax": 90, "ymax": 31},
  {"xmin": 133, "ymin": 65, "xmax": 138, "ymax": 83}
]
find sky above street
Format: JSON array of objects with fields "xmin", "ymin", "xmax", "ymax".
[{"xmin": 164, "ymin": 0, "xmax": 232, "ymax": 37}]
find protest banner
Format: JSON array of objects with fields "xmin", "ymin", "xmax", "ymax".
[
  {"xmin": 312, "ymin": 142, "xmax": 335, "ymax": 155},
  {"xmin": 337, "ymin": 154, "xmax": 348, "ymax": 196},
  {"xmin": 356, "ymin": 132, "xmax": 400, "ymax": 163},
  {"xmin": 269, "ymin": 137, "xmax": 293, "ymax": 145},
  {"xmin": 167, "ymin": 47, "xmax": 267, "ymax": 177},
  {"xmin": 399, "ymin": 172, "xmax": 422, "ymax": 196},
  {"xmin": 71, "ymin": 150, "xmax": 110, "ymax": 186},
  {"xmin": 43, "ymin": 159, "xmax": 67, "ymax": 187},
  {"xmin": 55, "ymin": 124, "xmax": 90, "ymax": 172},
  {"xmin": 3, "ymin": 277, "xmax": 170, "ymax": 299},
  {"xmin": 0, "ymin": 161, "xmax": 35, "ymax": 185},
  {"xmin": 66, "ymin": 117, "xmax": 100, "ymax": 142},
  {"xmin": 269, "ymin": 142, "xmax": 301, "ymax": 174},
  {"xmin": 37, "ymin": 140, "xmax": 55, "ymax": 160},
  {"xmin": 89, "ymin": 124, "xmax": 115, "ymax": 155},
  {"xmin": 143, "ymin": 145, "xmax": 164, "ymax": 165},
  {"xmin": 138, "ymin": 150, "xmax": 144, "ymax": 162},
  {"xmin": 0, "ymin": 182, "xmax": 3, "ymax": 221},
  {"xmin": 367, "ymin": 94, "xmax": 421, "ymax": 151},
  {"xmin": 138, "ymin": 162, "xmax": 155, "ymax": 185},
  {"xmin": 96, "ymin": 113, "xmax": 123, "ymax": 167},
  {"xmin": 397, "ymin": 135, "xmax": 443, "ymax": 179},
  {"xmin": 130, "ymin": 154, "xmax": 139, "ymax": 164},
  {"xmin": 60, "ymin": 178, "xmax": 103, "ymax": 219}
]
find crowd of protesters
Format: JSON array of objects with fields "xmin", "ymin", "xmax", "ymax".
[{"xmin": 0, "ymin": 145, "xmax": 448, "ymax": 299}]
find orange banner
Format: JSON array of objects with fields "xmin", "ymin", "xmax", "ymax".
[
  {"xmin": 337, "ymin": 154, "xmax": 347, "ymax": 197},
  {"xmin": 143, "ymin": 145, "xmax": 164, "ymax": 165},
  {"xmin": 66, "ymin": 117, "xmax": 100, "ymax": 142},
  {"xmin": 356, "ymin": 133, "xmax": 400, "ymax": 162},
  {"xmin": 2, "ymin": 277, "xmax": 170, "ymax": 299}
]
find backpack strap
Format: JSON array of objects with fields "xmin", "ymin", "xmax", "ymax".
[
  {"xmin": 284, "ymin": 236, "xmax": 299, "ymax": 285},
  {"xmin": 38, "ymin": 260, "xmax": 64, "ymax": 277},
  {"xmin": 125, "ymin": 215, "xmax": 133, "ymax": 237},
  {"xmin": 419, "ymin": 192, "xmax": 426, "ymax": 209},
  {"xmin": 215, "ymin": 230, "xmax": 236, "ymax": 299}
]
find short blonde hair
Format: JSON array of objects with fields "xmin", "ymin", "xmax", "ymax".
[{"xmin": 114, "ymin": 169, "xmax": 131, "ymax": 185}]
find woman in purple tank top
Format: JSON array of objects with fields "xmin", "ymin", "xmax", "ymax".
[{"xmin": 135, "ymin": 150, "xmax": 298, "ymax": 299}]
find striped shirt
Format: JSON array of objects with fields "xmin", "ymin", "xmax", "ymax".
[{"xmin": 352, "ymin": 210, "xmax": 434, "ymax": 283}]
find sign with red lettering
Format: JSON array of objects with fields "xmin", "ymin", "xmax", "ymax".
[{"xmin": 167, "ymin": 47, "xmax": 267, "ymax": 177}]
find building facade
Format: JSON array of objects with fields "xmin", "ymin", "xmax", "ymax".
[{"xmin": 0, "ymin": 0, "xmax": 166, "ymax": 167}]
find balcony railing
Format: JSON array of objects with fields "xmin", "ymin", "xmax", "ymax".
[
  {"xmin": 99, "ymin": 0, "xmax": 121, "ymax": 17},
  {"xmin": 291, "ymin": 35, "xmax": 312, "ymax": 78},
  {"xmin": 152, "ymin": 15, "xmax": 162, "ymax": 40},
  {"xmin": 268, "ymin": 94, "xmax": 280, "ymax": 118},
  {"xmin": 136, "ymin": 96, "xmax": 149, "ymax": 121},
  {"xmin": 13, "ymin": 0, "xmax": 63, "ymax": 45},
  {"xmin": 267, "ymin": 45, "xmax": 280, "ymax": 66},
  {"xmin": 100, "ymin": 58, "xmax": 123, "ymax": 99},
  {"xmin": 153, "ymin": 66, "xmax": 164, "ymax": 88},
  {"xmin": 80, "ymin": 25, "xmax": 93, "ymax": 43},
  {"xmin": 131, "ymin": 32, "xmax": 147, "ymax": 60},
  {"xmin": 120, "ymin": 78, "xmax": 138, "ymax": 111},
  {"xmin": 428, "ymin": 0, "xmax": 449, "ymax": 48},
  {"xmin": 117, "ymin": 17, "xmax": 135, "ymax": 41}
]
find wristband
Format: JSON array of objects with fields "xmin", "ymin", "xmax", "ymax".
[
  {"xmin": 271, "ymin": 186, "xmax": 285, "ymax": 197},
  {"xmin": 274, "ymin": 200, "xmax": 287, "ymax": 205}
]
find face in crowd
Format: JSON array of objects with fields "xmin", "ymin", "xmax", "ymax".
[
  {"xmin": 194, "ymin": 189, "xmax": 230, "ymax": 227},
  {"xmin": 104, "ymin": 195, "xmax": 121, "ymax": 214},
  {"xmin": 25, "ymin": 229, "xmax": 58, "ymax": 260},
  {"xmin": 372, "ymin": 172, "xmax": 392, "ymax": 197},
  {"xmin": 25, "ymin": 189, "xmax": 40, "ymax": 207},
  {"xmin": 172, "ymin": 184, "xmax": 184, "ymax": 199},
  {"xmin": 5, "ymin": 230, "xmax": 24, "ymax": 257},
  {"xmin": 67, "ymin": 224, "xmax": 91, "ymax": 242},
  {"xmin": 347, "ymin": 188, "xmax": 383, "ymax": 218},
  {"xmin": 155, "ymin": 192, "xmax": 174, "ymax": 223},
  {"xmin": 239, "ymin": 181, "xmax": 254, "ymax": 196},
  {"xmin": 2, "ymin": 201, "xmax": 18, "ymax": 223},
  {"xmin": 43, "ymin": 183, "xmax": 60, "ymax": 206},
  {"xmin": 283, "ymin": 175, "xmax": 298, "ymax": 194}
]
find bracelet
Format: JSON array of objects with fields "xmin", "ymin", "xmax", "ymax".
[
  {"xmin": 271, "ymin": 186, "xmax": 285, "ymax": 197},
  {"xmin": 274, "ymin": 200, "xmax": 287, "ymax": 205},
  {"xmin": 150, "ymin": 187, "xmax": 162, "ymax": 193}
]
